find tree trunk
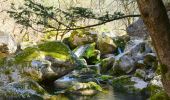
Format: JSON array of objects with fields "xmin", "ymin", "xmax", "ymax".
[{"xmin": 137, "ymin": 0, "xmax": 170, "ymax": 96}]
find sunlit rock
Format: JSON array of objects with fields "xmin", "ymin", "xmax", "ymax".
[
  {"xmin": 63, "ymin": 29, "xmax": 97, "ymax": 49},
  {"xmin": 97, "ymin": 33, "xmax": 117, "ymax": 55}
]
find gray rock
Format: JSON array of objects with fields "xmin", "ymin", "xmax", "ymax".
[
  {"xmin": 126, "ymin": 18, "xmax": 149, "ymax": 38},
  {"xmin": 126, "ymin": 11, "xmax": 170, "ymax": 38},
  {"xmin": 54, "ymin": 76, "xmax": 77, "ymax": 89},
  {"xmin": 0, "ymin": 79, "xmax": 46, "ymax": 98},
  {"xmin": 113, "ymin": 55, "xmax": 135, "ymax": 75},
  {"xmin": 100, "ymin": 57, "xmax": 115, "ymax": 74}
]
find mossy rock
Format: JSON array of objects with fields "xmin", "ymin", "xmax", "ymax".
[
  {"xmin": 74, "ymin": 43, "xmax": 100, "ymax": 65},
  {"xmin": 13, "ymin": 41, "xmax": 74, "ymax": 64},
  {"xmin": 142, "ymin": 84, "xmax": 168, "ymax": 99},
  {"xmin": 97, "ymin": 35, "xmax": 117, "ymax": 55},
  {"xmin": 66, "ymin": 29, "xmax": 97, "ymax": 49},
  {"xmin": 112, "ymin": 35, "xmax": 130, "ymax": 55},
  {"xmin": 67, "ymin": 82, "xmax": 102, "ymax": 95},
  {"xmin": 0, "ymin": 79, "xmax": 47, "ymax": 98},
  {"xmin": 112, "ymin": 76, "xmax": 146, "ymax": 94},
  {"xmin": 100, "ymin": 57, "xmax": 115, "ymax": 74},
  {"xmin": 98, "ymin": 75, "xmax": 113, "ymax": 81},
  {"xmin": 150, "ymin": 91, "xmax": 170, "ymax": 100},
  {"xmin": 134, "ymin": 69, "xmax": 146, "ymax": 79}
]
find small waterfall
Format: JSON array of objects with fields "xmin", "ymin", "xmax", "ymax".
[
  {"xmin": 117, "ymin": 47, "xmax": 123, "ymax": 54},
  {"xmin": 74, "ymin": 45, "xmax": 89, "ymax": 58},
  {"xmin": 113, "ymin": 39, "xmax": 144, "ymax": 70}
]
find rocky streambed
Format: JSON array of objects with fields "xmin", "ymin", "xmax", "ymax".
[{"xmin": 0, "ymin": 28, "xmax": 168, "ymax": 100}]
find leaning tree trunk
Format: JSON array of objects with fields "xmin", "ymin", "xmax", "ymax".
[{"xmin": 137, "ymin": 0, "xmax": 170, "ymax": 96}]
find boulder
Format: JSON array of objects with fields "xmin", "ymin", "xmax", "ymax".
[
  {"xmin": 112, "ymin": 75, "xmax": 148, "ymax": 94},
  {"xmin": 112, "ymin": 55, "xmax": 135, "ymax": 75},
  {"xmin": 126, "ymin": 18, "xmax": 149, "ymax": 38},
  {"xmin": 100, "ymin": 57, "xmax": 115, "ymax": 74},
  {"xmin": 97, "ymin": 33, "xmax": 117, "ymax": 55},
  {"xmin": 127, "ymin": 11, "xmax": 170, "ymax": 38},
  {"xmin": 0, "ymin": 79, "xmax": 47, "ymax": 99},
  {"xmin": 144, "ymin": 53, "xmax": 157, "ymax": 69},
  {"xmin": 74, "ymin": 43, "xmax": 100, "ymax": 65},
  {"xmin": 64, "ymin": 29, "xmax": 97, "ymax": 49},
  {"xmin": 54, "ymin": 76, "xmax": 77, "ymax": 89},
  {"xmin": 7, "ymin": 41, "xmax": 83, "ymax": 82}
]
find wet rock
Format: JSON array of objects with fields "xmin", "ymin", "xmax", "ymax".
[
  {"xmin": 23, "ymin": 67, "xmax": 42, "ymax": 82},
  {"xmin": 74, "ymin": 43, "xmax": 100, "ymax": 65},
  {"xmin": 100, "ymin": 57, "xmax": 115, "ymax": 74}
]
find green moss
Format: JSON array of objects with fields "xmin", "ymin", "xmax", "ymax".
[
  {"xmin": 69, "ymin": 82, "xmax": 102, "ymax": 92},
  {"xmin": 146, "ymin": 85, "xmax": 163, "ymax": 95},
  {"xmin": 112, "ymin": 76, "xmax": 136, "ymax": 93},
  {"xmin": 88, "ymin": 82, "xmax": 102, "ymax": 91},
  {"xmin": 100, "ymin": 57, "xmax": 114, "ymax": 74},
  {"xmin": 68, "ymin": 29, "xmax": 96, "ymax": 49},
  {"xmin": 4, "ymin": 69, "xmax": 12, "ymax": 75},
  {"xmin": 98, "ymin": 75, "xmax": 113, "ymax": 81},
  {"xmin": 84, "ymin": 43, "xmax": 96, "ymax": 58},
  {"xmin": 0, "ymin": 57, "xmax": 6, "ymax": 66},
  {"xmin": 14, "ymin": 47, "xmax": 39, "ymax": 64},
  {"xmin": 150, "ymin": 91, "xmax": 170, "ymax": 100},
  {"xmin": 13, "ymin": 41, "xmax": 72, "ymax": 64},
  {"xmin": 111, "ymin": 60, "xmax": 126, "ymax": 76},
  {"xmin": 1, "ymin": 80, "xmax": 46, "ymax": 98}
]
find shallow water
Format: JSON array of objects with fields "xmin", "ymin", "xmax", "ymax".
[{"xmin": 62, "ymin": 86, "xmax": 146, "ymax": 100}]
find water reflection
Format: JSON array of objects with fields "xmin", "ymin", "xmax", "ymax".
[{"xmin": 54, "ymin": 85, "xmax": 146, "ymax": 100}]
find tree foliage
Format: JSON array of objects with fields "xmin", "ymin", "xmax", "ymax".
[{"xmin": 7, "ymin": 0, "xmax": 139, "ymax": 34}]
